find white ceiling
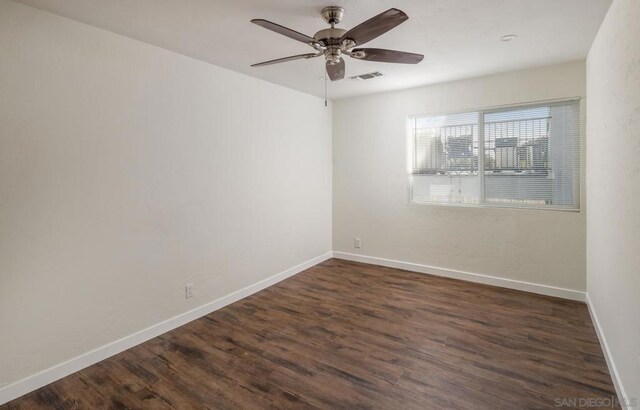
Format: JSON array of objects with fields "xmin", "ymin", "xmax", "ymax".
[{"xmin": 15, "ymin": 0, "xmax": 611, "ymax": 100}]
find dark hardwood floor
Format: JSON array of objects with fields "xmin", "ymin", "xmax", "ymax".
[{"xmin": 3, "ymin": 259, "xmax": 619, "ymax": 409}]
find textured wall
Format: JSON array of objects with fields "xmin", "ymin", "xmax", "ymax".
[
  {"xmin": 333, "ymin": 61, "xmax": 586, "ymax": 291},
  {"xmin": 0, "ymin": 0, "xmax": 331, "ymax": 388},
  {"xmin": 586, "ymin": 0, "xmax": 640, "ymax": 402}
]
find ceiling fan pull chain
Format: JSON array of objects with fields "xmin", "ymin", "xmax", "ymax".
[{"xmin": 325, "ymin": 74, "xmax": 328, "ymax": 107}]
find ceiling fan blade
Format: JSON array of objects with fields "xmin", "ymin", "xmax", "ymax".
[
  {"xmin": 351, "ymin": 48, "xmax": 424, "ymax": 64},
  {"xmin": 252, "ymin": 53, "xmax": 320, "ymax": 67},
  {"xmin": 326, "ymin": 58, "xmax": 345, "ymax": 81},
  {"xmin": 340, "ymin": 8, "xmax": 409, "ymax": 46},
  {"xmin": 251, "ymin": 19, "xmax": 319, "ymax": 46}
]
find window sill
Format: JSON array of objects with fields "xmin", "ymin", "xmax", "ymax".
[{"xmin": 406, "ymin": 201, "xmax": 581, "ymax": 213}]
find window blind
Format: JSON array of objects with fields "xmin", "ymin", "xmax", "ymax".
[
  {"xmin": 409, "ymin": 99, "xmax": 580, "ymax": 210},
  {"xmin": 410, "ymin": 111, "xmax": 481, "ymax": 204}
]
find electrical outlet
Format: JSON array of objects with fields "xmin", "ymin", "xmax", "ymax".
[
  {"xmin": 354, "ymin": 237, "xmax": 362, "ymax": 248},
  {"xmin": 185, "ymin": 283, "xmax": 194, "ymax": 299}
]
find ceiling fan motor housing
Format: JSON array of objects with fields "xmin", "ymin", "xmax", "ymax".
[
  {"xmin": 313, "ymin": 28, "xmax": 347, "ymax": 45},
  {"xmin": 314, "ymin": 27, "xmax": 349, "ymax": 65}
]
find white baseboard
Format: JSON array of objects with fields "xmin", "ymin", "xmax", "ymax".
[
  {"xmin": 0, "ymin": 251, "xmax": 333, "ymax": 406},
  {"xmin": 586, "ymin": 294, "xmax": 629, "ymax": 409},
  {"xmin": 332, "ymin": 251, "xmax": 586, "ymax": 302}
]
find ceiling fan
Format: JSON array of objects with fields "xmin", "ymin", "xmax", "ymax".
[{"xmin": 250, "ymin": 7, "xmax": 424, "ymax": 81}]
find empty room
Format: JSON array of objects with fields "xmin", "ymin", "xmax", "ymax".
[{"xmin": 1, "ymin": 0, "xmax": 639, "ymax": 408}]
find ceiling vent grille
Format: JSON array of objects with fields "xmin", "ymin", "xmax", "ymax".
[{"xmin": 349, "ymin": 71, "xmax": 383, "ymax": 80}]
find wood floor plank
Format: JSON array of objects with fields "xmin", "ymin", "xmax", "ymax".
[{"xmin": 2, "ymin": 259, "xmax": 619, "ymax": 409}]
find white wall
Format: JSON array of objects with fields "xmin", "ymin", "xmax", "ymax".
[
  {"xmin": 0, "ymin": 0, "xmax": 331, "ymax": 390},
  {"xmin": 333, "ymin": 61, "xmax": 586, "ymax": 291},
  {"xmin": 586, "ymin": 0, "xmax": 640, "ymax": 402}
]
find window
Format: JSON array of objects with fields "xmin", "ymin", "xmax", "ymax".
[{"xmin": 409, "ymin": 99, "xmax": 580, "ymax": 210}]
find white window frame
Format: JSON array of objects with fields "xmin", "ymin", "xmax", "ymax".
[{"xmin": 407, "ymin": 97, "xmax": 583, "ymax": 212}]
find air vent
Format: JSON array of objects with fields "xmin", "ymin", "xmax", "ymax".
[{"xmin": 349, "ymin": 71, "xmax": 383, "ymax": 80}]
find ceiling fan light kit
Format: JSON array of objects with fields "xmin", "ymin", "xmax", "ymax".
[{"xmin": 250, "ymin": 6, "xmax": 424, "ymax": 82}]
